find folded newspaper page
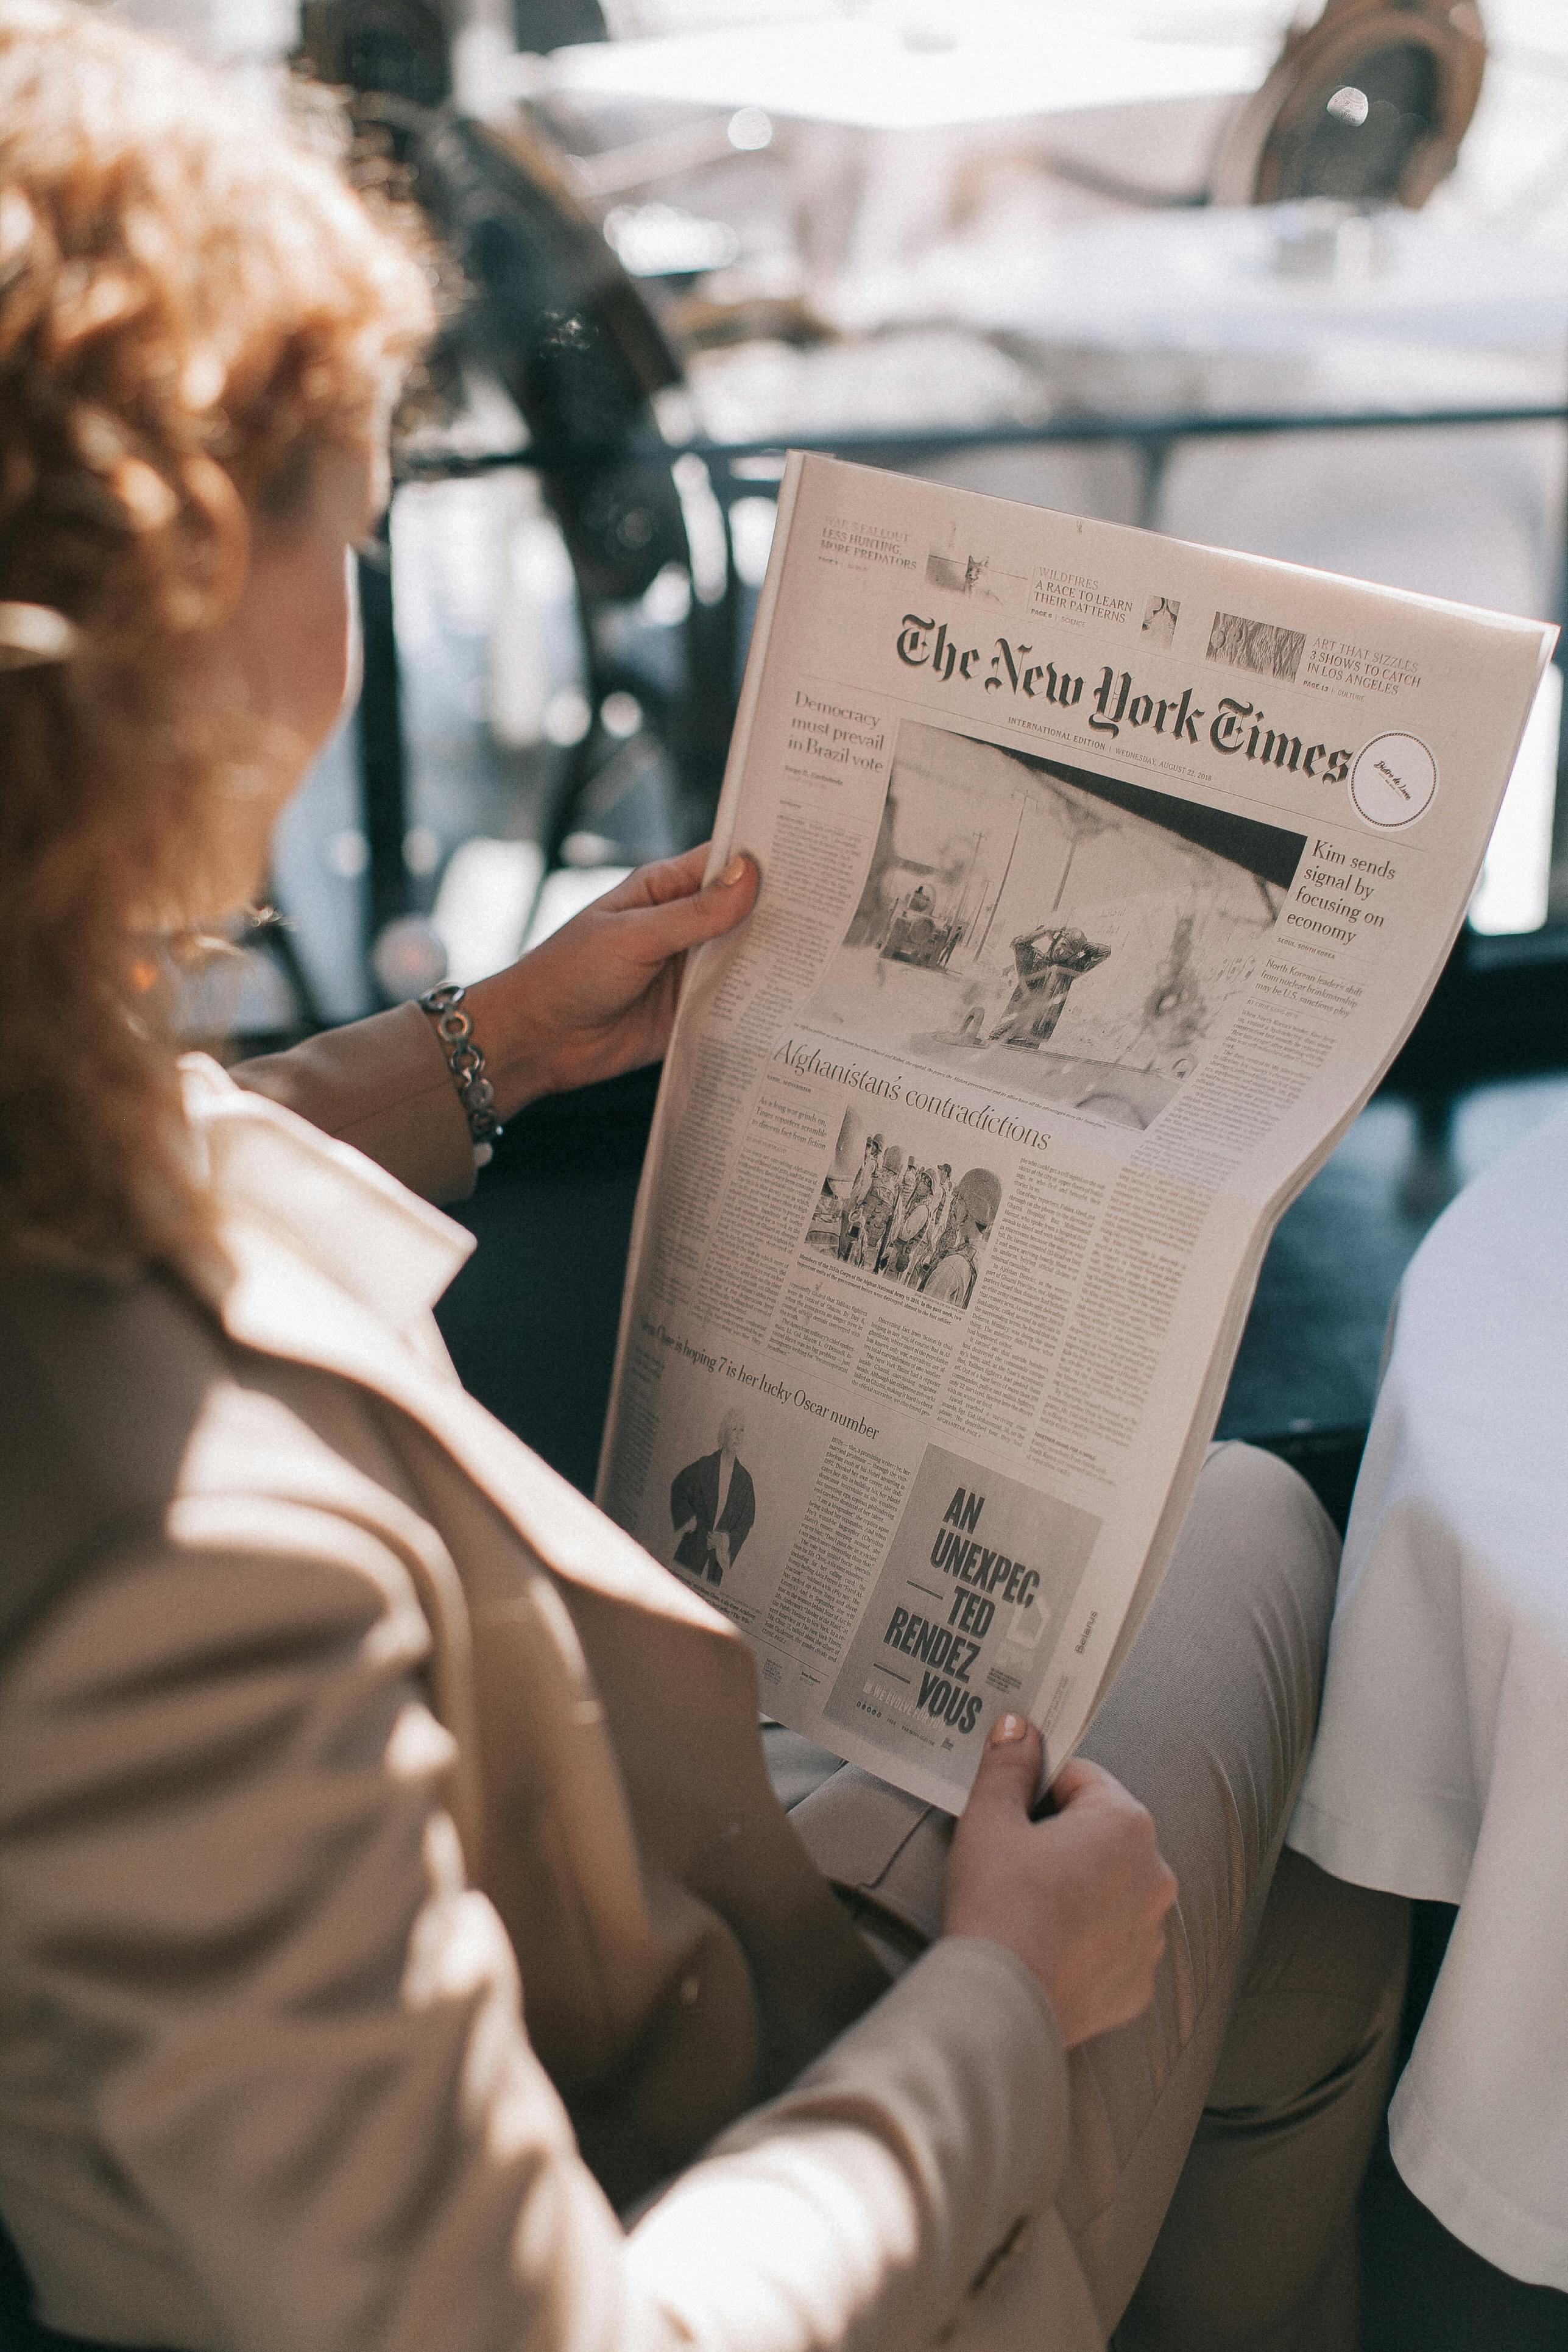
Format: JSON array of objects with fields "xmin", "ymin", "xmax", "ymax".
[{"xmin": 597, "ymin": 453, "xmax": 1553, "ymax": 1812}]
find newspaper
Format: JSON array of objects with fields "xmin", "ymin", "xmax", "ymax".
[{"xmin": 596, "ymin": 453, "xmax": 1555, "ymax": 1812}]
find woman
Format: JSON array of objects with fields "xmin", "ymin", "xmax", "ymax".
[{"xmin": 0, "ymin": 14, "xmax": 1408, "ymax": 2351}]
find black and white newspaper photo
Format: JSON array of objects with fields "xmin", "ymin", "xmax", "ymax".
[
  {"xmin": 806, "ymin": 718, "xmax": 1307, "ymax": 1134},
  {"xmin": 807, "ymin": 1104, "xmax": 1003, "ymax": 1307},
  {"xmin": 598, "ymin": 453, "xmax": 1554, "ymax": 1809}
]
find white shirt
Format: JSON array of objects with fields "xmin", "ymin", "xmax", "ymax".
[{"xmin": 1289, "ymin": 1107, "xmax": 1568, "ymax": 2290}]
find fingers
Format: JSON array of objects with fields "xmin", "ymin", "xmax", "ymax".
[
  {"xmin": 600, "ymin": 843, "xmax": 712, "ymax": 910},
  {"xmin": 606, "ymin": 849, "xmax": 761, "ymax": 959},
  {"xmin": 963, "ymin": 1713, "xmax": 1043, "ymax": 1817},
  {"xmin": 1049, "ymin": 1760, "xmax": 1178, "ymax": 1910},
  {"xmin": 640, "ymin": 850, "xmax": 759, "ymax": 947},
  {"xmin": 602, "ymin": 842, "xmax": 757, "ymax": 911},
  {"xmin": 708, "ymin": 851, "xmax": 762, "ymax": 918},
  {"xmin": 1048, "ymin": 1755, "xmax": 1117, "ymax": 1810}
]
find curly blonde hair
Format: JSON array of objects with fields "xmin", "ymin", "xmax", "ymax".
[{"xmin": 0, "ymin": 1, "xmax": 435, "ymax": 1275}]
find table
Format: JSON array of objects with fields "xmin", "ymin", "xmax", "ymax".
[
  {"xmin": 540, "ymin": 7, "xmax": 1263, "ymax": 282},
  {"xmin": 542, "ymin": 9, "xmax": 1265, "ymax": 135},
  {"xmin": 1288, "ymin": 1106, "xmax": 1568, "ymax": 2290}
]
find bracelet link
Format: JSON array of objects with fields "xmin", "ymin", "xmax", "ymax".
[{"xmin": 418, "ymin": 983, "xmax": 503, "ymax": 1160}]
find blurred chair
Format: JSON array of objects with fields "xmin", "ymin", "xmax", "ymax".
[
  {"xmin": 1209, "ymin": 0, "xmax": 1487, "ymax": 209},
  {"xmin": 298, "ymin": 0, "xmax": 453, "ymax": 107},
  {"xmin": 405, "ymin": 104, "xmax": 740, "ymax": 856},
  {"xmin": 297, "ymin": 2, "xmax": 743, "ymax": 941},
  {"xmin": 1050, "ymin": 0, "xmax": 1487, "ymax": 212},
  {"xmin": 511, "ymin": 0, "xmax": 607, "ymax": 46}
]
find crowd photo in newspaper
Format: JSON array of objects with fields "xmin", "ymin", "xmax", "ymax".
[{"xmin": 598, "ymin": 454, "xmax": 1552, "ymax": 1811}]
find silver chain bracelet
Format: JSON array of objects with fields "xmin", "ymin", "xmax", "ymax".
[{"xmin": 417, "ymin": 983, "xmax": 503, "ymax": 1165}]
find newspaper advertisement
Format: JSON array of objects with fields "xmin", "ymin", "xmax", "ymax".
[{"xmin": 597, "ymin": 453, "xmax": 1553, "ymax": 1812}]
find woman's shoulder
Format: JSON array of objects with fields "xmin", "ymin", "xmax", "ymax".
[
  {"xmin": 0, "ymin": 1262, "xmax": 231, "ymax": 1640},
  {"xmin": 0, "ymin": 1260, "xmax": 427, "ymax": 1658}
]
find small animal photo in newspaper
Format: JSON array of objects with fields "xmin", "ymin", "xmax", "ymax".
[
  {"xmin": 801, "ymin": 718, "xmax": 1307, "ymax": 1133},
  {"xmin": 1206, "ymin": 609, "xmax": 1307, "ymax": 682},
  {"xmin": 1140, "ymin": 593, "xmax": 1180, "ymax": 649},
  {"xmin": 925, "ymin": 522, "xmax": 1000, "ymax": 601},
  {"xmin": 805, "ymin": 1106, "xmax": 1002, "ymax": 1311}
]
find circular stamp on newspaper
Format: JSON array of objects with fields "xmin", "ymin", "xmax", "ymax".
[{"xmin": 1349, "ymin": 732, "xmax": 1438, "ymax": 829}]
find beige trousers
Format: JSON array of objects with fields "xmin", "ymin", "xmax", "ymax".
[{"xmin": 770, "ymin": 1443, "xmax": 1411, "ymax": 2351}]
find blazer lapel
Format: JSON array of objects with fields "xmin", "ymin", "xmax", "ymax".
[
  {"xmin": 189, "ymin": 1069, "xmax": 890, "ymax": 2179},
  {"xmin": 191, "ymin": 1062, "xmax": 733, "ymax": 1656}
]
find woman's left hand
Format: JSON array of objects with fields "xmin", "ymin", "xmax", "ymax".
[{"xmin": 465, "ymin": 844, "xmax": 760, "ymax": 1118}]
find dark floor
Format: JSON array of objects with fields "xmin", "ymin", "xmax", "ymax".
[{"xmin": 435, "ymin": 1062, "xmax": 1568, "ymax": 2352}]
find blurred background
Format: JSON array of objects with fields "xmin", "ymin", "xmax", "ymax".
[
  {"xmin": 105, "ymin": 10, "xmax": 1568, "ymax": 2340},
  {"xmin": 125, "ymin": 0, "xmax": 1568, "ymax": 1039}
]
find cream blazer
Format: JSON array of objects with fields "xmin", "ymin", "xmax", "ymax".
[{"xmin": 0, "ymin": 1006, "xmax": 1098, "ymax": 2352}]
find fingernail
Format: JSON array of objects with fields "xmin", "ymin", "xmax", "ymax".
[
  {"xmin": 721, "ymin": 853, "xmax": 751, "ymax": 887},
  {"xmin": 990, "ymin": 1712, "xmax": 1028, "ymax": 1746}
]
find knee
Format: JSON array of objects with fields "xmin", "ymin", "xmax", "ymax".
[
  {"xmin": 1121, "ymin": 1859, "xmax": 1411, "ymax": 2349},
  {"xmin": 1096, "ymin": 1445, "xmax": 1343, "ymax": 1831},
  {"xmin": 1193, "ymin": 1440, "xmax": 1341, "ymax": 1672},
  {"xmin": 1200, "ymin": 1442, "xmax": 1340, "ymax": 1569},
  {"xmin": 1214, "ymin": 1848, "xmax": 1411, "ymax": 2112}
]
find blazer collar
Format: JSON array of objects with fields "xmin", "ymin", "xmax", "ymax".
[
  {"xmin": 182, "ymin": 1053, "xmax": 473, "ymax": 1333},
  {"xmin": 181, "ymin": 1056, "xmax": 732, "ymax": 1645}
]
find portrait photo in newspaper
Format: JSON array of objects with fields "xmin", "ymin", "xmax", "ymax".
[
  {"xmin": 632, "ymin": 1357, "xmax": 792, "ymax": 1628},
  {"xmin": 805, "ymin": 1105, "xmax": 1003, "ymax": 1310},
  {"xmin": 802, "ymin": 718, "xmax": 1308, "ymax": 1132},
  {"xmin": 669, "ymin": 1405, "xmax": 756, "ymax": 1588},
  {"xmin": 626, "ymin": 1341, "xmax": 917, "ymax": 1709}
]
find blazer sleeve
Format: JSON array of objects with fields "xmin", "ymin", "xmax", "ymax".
[
  {"xmin": 0, "ymin": 1496, "xmax": 1067, "ymax": 2352},
  {"xmin": 233, "ymin": 1001, "xmax": 476, "ymax": 1206}
]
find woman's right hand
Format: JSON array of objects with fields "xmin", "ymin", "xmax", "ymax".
[{"xmin": 943, "ymin": 1716, "xmax": 1177, "ymax": 2047}]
